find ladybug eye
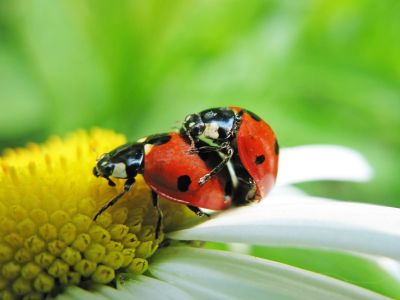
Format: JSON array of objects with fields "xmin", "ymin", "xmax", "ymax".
[
  {"xmin": 98, "ymin": 163, "xmax": 114, "ymax": 177},
  {"xmin": 184, "ymin": 114, "xmax": 203, "ymax": 130},
  {"xmin": 104, "ymin": 165, "xmax": 114, "ymax": 174},
  {"xmin": 191, "ymin": 124, "xmax": 205, "ymax": 136}
]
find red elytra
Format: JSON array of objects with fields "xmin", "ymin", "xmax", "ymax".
[
  {"xmin": 231, "ymin": 107, "xmax": 279, "ymax": 198},
  {"xmin": 144, "ymin": 132, "xmax": 230, "ymax": 210}
]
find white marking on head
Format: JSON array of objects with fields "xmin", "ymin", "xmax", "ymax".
[
  {"xmin": 137, "ymin": 137, "xmax": 146, "ymax": 143},
  {"xmin": 144, "ymin": 144, "xmax": 154, "ymax": 155},
  {"xmin": 204, "ymin": 122, "xmax": 220, "ymax": 139},
  {"xmin": 112, "ymin": 163, "xmax": 127, "ymax": 178}
]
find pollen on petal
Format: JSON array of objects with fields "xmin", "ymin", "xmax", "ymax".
[{"xmin": 0, "ymin": 129, "xmax": 197, "ymax": 298}]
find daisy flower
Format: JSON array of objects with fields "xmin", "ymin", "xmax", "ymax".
[{"xmin": 0, "ymin": 129, "xmax": 398, "ymax": 300}]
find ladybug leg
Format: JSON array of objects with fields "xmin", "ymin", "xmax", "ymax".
[
  {"xmin": 94, "ymin": 177, "xmax": 136, "ymax": 220},
  {"xmin": 151, "ymin": 190, "xmax": 164, "ymax": 239},
  {"xmin": 187, "ymin": 205, "xmax": 210, "ymax": 217},
  {"xmin": 106, "ymin": 177, "xmax": 116, "ymax": 187},
  {"xmin": 187, "ymin": 145, "xmax": 219, "ymax": 154},
  {"xmin": 184, "ymin": 130, "xmax": 196, "ymax": 150},
  {"xmin": 187, "ymin": 141, "xmax": 231, "ymax": 154},
  {"xmin": 199, "ymin": 146, "xmax": 234, "ymax": 185}
]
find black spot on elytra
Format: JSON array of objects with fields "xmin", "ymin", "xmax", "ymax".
[
  {"xmin": 244, "ymin": 109, "xmax": 261, "ymax": 121},
  {"xmin": 177, "ymin": 175, "xmax": 191, "ymax": 192},
  {"xmin": 255, "ymin": 155, "xmax": 265, "ymax": 165},
  {"xmin": 274, "ymin": 139, "xmax": 280, "ymax": 155},
  {"xmin": 146, "ymin": 134, "xmax": 171, "ymax": 146}
]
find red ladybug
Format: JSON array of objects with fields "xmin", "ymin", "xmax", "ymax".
[
  {"xmin": 93, "ymin": 132, "xmax": 231, "ymax": 237},
  {"xmin": 180, "ymin": 107, "xmax": 279, "ymax": 201}
]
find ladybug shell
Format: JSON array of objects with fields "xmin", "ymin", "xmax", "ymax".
[
  {"xmin": 233, "ymin": 108, "xmax": 279, "ymax": 198},
  {"xmin": 143, "ymin": 133, "xmax": 230, "ymax": 210}
]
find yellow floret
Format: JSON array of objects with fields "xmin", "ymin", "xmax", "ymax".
[{"xmin": 0, "ymin": 129, "xmax": 195, "ymax": 299}]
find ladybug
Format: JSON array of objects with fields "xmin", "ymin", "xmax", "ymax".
[
  {"xmin": 180, "ymin": 107, "xmax": 279, "ymax": 201},
  {"xmin": 93, "ymin": 132, "xmax": 232, "ymax": 237}
]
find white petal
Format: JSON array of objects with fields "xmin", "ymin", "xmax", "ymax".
[
  {"xmin": 150, "ymin": 247, "xmax": 388, "ymax": 300},
  {"xmin": 168, "ymin": 196, "xmax": 400, "ymax": 261},
  {"xmin": 57, "ymin": 275, "xmax": 193, "ymax": 300},
  {"xmin": 269, "ymin": 186, "xmax": 309, "ymax": 197},
  {"xmin": 276, "ymin": 145, "xmax": 373, "ymax": 186},
  {"xmin": 57, "ymin": 286, "xmax": 111, "ymax": 300},
  {"xmin": 114, "ymin": 274, "xmax": 195, "ymax": 299}
]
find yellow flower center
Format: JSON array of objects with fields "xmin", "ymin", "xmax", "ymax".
[{"xmin": 0, "ymin": 129, "xmax": 194, "ymax": 299}]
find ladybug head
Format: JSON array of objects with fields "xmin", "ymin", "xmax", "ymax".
[
  {"xmin": 93, "ymin": 153, "xmax": 128, "ymax": 187},
  {"xmin": 181, "ymin": 113, "xmax": 205, "ymax": 140},
  {"xmin": 93, "ymin": 143, "xmax": 144, "ymax": 187}
]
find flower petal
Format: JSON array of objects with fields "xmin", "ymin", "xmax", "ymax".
[
  {"xmin": 114, "ymin": 274, "xmax": 195, "ymax": 299},
  {"xmin": 269, "ymin": 186, "xmax": 309, "ymax": 197},
  {"xmin": 249, "ymin": 246, "xmax": 400, "ymax": 299},
  {"xmin": 276, "ymin": 145, "xmax": 373, "ymax": 186},
  {"xmin": 58, "ymin": 275, "xmax": 194, "ymax": 300},
  {"xmin": 168, "ymin": 197, "xmax": 400, "ymax": 261},
  {"xmin": 150, "ymin": 247, "xmax": 389, "ymax": 300},
  {"xmin": 57, "ymin": 286, "xmax": 111, "ymax": 300}
]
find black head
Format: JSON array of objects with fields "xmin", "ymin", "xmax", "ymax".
[
  {"xmin": 181, "ymin": 108, "xmax": 238, "ymax": 143},
  {"xmin": 93, "ymin": 153, "xmax": 117, "ymax": 186},
  {"xmin": 181, "ymin": 113, "xmax": 205, "ymax": 141},
  {"xmin": 93, "ymin": 143, "xmax": 144, "ymax": 186}
]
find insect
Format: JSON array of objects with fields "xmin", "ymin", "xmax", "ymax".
[
  {"xmin": 93, "ymin": 132, "xmax": 232, "ymax": 237},
  {"xmin": 180, "ymin": 107, "xmax": 279, "ymax": 201}
]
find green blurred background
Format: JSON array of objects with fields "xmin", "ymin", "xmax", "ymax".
[{"xmin": 0, "ymin": 0, "xmax": 399, "ymax": 206}]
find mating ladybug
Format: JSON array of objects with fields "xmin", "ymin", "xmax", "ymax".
[
  {"xmin": 93, "ymin": 132, "xmax": 232, "ymax": 236},
  {"xmin": 93, "ymin": 107, "xmax": 278, "ymax": 236},
  {"xmin": 180, "ymin": 107, "xmax": 279, "ymax": 201}
]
